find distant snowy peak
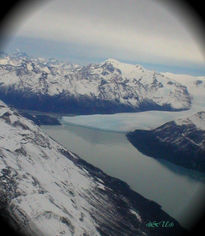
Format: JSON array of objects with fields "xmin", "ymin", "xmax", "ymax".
[
  {"xmin": 0, "ymin": 51, "xmax": 80, "ymax": 71},
  {"xmin": 163, "ymin": 72, "xmax": 205, "ymax": 91},
  {"xmin": 100, "ymin": 58, "xmax": 145, "ymax": 77},
  {"xmin": 103, "ymin": 58, "xmax": 121, "ymax": 64},
  {"xmin": 0, "ymin": 52, "xmax": 192, "ymax": 113}
]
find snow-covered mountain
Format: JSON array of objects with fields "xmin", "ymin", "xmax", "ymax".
[
  {"xmin": 163, "ymin": 72, "xmax": 205, "ymax": 93},
  {"xmin": 0, "ymin": 100, "xmax": 186, "ymax": 235},
  {"xmin": 0, "ymin": 52, "xmax": 191, "ymax": 114},
  {"xmin": 163, "ymin": 72, "xmax": 205, "ymax": 111},
  {"xmin": 127, "ymin": 111, "xmax": 205, "ymax": 172}
]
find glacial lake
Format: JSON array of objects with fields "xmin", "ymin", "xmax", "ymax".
[{"xmin": 41, "ymin": 120, "xmax": 205, "ymax": 230}]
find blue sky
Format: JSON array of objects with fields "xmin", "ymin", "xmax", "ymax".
[{"xmin": 1, "ymin": 0, "xmax": 205, "ymax": 75}]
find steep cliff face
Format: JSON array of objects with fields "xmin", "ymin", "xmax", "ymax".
[
  {"xmin": 0, "ymin": 100, "xmax": 186, "ymax": 236},
  {"xmin": 127, "ymin": 112, "xmax": 205, "ymax": 172},
  {"xmin": 0, "ymin": 52, "xmax": 191, "ymax": 114}
]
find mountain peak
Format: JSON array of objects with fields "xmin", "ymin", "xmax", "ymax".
[
  {"xmin": 12, "ymin": 49, "xmax": 29, "ymax": 58},
  {"xmin": 103, "ymin": 59, "xmax": 145, "ymax": 71},
  {"xmin": 103, "ymin": 58, "xmax": 121, "ymax": 65}
]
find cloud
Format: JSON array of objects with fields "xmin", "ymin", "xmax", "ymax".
[{"xmin": 3, "ymin": 0, "xmax": 205, "ymax": 66}]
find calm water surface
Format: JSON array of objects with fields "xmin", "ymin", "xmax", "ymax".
[{"xmin": 41, "ymin": 124, "xmax": 205, "ymax": 229}]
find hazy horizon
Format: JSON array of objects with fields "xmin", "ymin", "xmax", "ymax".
[
  {"xmin": 3, "ymin": 41, "xmax": 205, "ymax": 76},
  {"xmin": 1, "ymin": 0, "xmax": 204, "ymax": 75}
]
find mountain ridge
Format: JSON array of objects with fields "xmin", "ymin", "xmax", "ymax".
[
  {"xmin": 0, "ymin": 100, "xmax": 186, "ymax": 235},
  {"xmin": 127, "ymin": 111, "xmax": 205, "ymax": 172},
  {"xmin": 0, "ymin": 52, "xmax": 191, "ymax": 114}
]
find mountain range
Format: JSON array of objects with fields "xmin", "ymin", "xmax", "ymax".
[
  {"xmin": 0, "ymin": 52, "xmax": 191, "ymax": 114},
  {"xmin": 0, "ymin": 51, "xmax": 203, "ymax": 235}
]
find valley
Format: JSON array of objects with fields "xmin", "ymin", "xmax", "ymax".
[{"xmin": 0, "ymin": 51, "xmax": 204, "ymax": 235}]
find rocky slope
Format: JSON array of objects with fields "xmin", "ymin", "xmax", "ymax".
[
  {"xmin": 0, "ymin": 100, "xmax": 186, "ymax": 235},
  {"xmin": 127, "ymin": 112, "xmax": 205, "ymax": 172},
  {"xmin": 0, "ymin": 52, "xmax": 191, "ymax": 114},
  {"xmin": 18, "ymin": 111, "xmax": 61, "ymax": 126}
]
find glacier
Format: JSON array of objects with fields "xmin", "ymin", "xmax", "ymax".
[{"xmin": 62, "ymin": 72, "xmax": 205, "ymax": 132}]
